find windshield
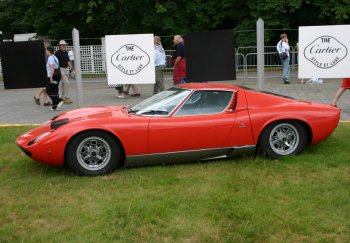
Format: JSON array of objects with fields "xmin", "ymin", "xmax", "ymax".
[{"xmin": 129, "ymin": 87, "xmax": 191, "ymax": 116}]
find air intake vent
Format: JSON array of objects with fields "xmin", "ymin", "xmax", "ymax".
[{"xmin": 228, "ymin": 92, "xmax": 237, "ymax": 111}]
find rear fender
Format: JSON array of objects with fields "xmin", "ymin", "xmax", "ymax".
[
  {"xmin": 248, "ymin": 110, "xmax": 312, "ymax": 145},
  {"xmin": 256, "ymin": 118, "xmax": 312, "ymax": 148}
]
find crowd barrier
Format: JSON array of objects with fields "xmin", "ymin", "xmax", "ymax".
[{"xmin": 0, "ymin": 45, "xmax": 299, "ymax": 81}]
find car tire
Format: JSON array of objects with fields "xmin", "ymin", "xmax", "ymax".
[
  {"xmin": 260, "ymin": 121, "xmax": 307, "ymax": 159},
  {"xmin": 66, "ymin": 131, "xmax": 121, "ymax": 176}
]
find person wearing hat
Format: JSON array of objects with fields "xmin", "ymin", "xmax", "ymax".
[
  {"xmin": 54, "ymin": 40, "xmax": 75, "ymax": 104},
  {"xmin": 154, "ymin": 36, "xmax": 166, "ymax": 94}
]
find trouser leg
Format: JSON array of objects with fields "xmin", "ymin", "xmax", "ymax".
[
  {"xmin": 60, "ymin": 67, "xmax": 70, "ymax": 98},
  {"xmin": 282, "ymin": 57, "xmax": 290, "ymax": 81},
  {"xmin": 154, "ymin": 66, "xmax": 165, "ymax": 94},
  {"xmin": 46, "ymin": 82, "xmax": 60, "ymax": 108}
]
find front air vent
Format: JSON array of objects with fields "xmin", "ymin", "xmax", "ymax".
[{"xmin": 51, "ymin": 118, "xmax": 69, "ymax": 130}]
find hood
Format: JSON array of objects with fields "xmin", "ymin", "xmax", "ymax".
[{"xmin": 52, "ymin": 106, "xmax": 128, "ymax": 122}]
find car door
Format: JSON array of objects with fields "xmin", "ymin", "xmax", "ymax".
[{"xmin": 148, "ymin": 90, "xmax": 236, "ymax": 154}]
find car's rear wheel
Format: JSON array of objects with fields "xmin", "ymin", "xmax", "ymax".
[
  {"xmin": 66, "ymin": 131, "xmax": 121, "ymax": 176},
  {"xmin": 260, "ymin": 121, "xmax": 307, "ymax": 159}
]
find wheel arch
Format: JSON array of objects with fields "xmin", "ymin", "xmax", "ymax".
[
  {"xmin": 64, "ymin": 129, "xmax": 126, "ymax": 167},
  {"xmin": 257, "ymin": 119, "xmax": 312, "ymax": 150}
]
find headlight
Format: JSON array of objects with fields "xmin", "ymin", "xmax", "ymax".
[
  {"xmin": 28, "ymin": 132, "xmax": 51, "ymax": 146},
  {"xmin": 51, "ymin": 118, "xmax": 69, "ymax": 129}
]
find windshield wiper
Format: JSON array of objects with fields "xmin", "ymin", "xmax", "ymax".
[
  {"xmin": 126, "ymin": 108, "xmax": 138, "ymax": 113},
  {"xmin": 140, "ymin": 110, "xmax": 168, "ymax": 115}
]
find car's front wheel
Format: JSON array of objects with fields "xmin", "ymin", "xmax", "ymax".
[
  {"xmin": 66, "ymin": 131, "xmax": 121, "ymax": 176},
  {"xmin": 260, "ymin": 121, "xmax": 307, "ymax": 159}
]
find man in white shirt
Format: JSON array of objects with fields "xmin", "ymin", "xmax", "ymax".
[
  {"xmin": 276, "ymin": 33, "xmax": 291, "ymax": 84},
  {"xmin": 154, "ymin": 36, "xmax": 166, "ymax": 94},
  {"xmin": 68, "ymin": 50, "xmax": 75, "ymax": 79}
]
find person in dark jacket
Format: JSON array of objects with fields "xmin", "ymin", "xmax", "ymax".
[{"xmin": 172, "ymin": 35, "xmax": 187, "ymax": 85}]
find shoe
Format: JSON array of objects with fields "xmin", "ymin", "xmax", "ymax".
[
  {"xmin": 115, "ymin": 94, "xmax": 125, "ymax": 98},
  {"xmin": 131, "ymin": 93, "xmax": 141, "ymax": 97},
  {"xmin": 44, "ymin": 102, "xmax": 52, "ymax": 106},
  {"xmin": 34, "ymin": 97, "xmax": 40, "ymax": 105},
  {"xmin": 56, "ymin": 100, "xmax": 64, "ymax": 110},
  {"xmin": 63, "ymin": 97, "xmax": 73, "ymax": 104},
  {"xmin": 123, "ymin": 92, "xmax": 129, "ymax": 95},
  {"xmin": 282, "ymin": 78, "xmax": 290, "ymax": 84}
]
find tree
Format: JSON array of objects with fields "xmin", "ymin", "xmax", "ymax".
[
  {"xmin": 0, "ymin": 0, "xmax": 33, "ymax": 39},
  {"xmin": 22, "ymin": 0, "xmax": 83, "ymax": 42},
  {"xmin": 0, "ymin": 0, "xmax": 349, "ymax": 46}
]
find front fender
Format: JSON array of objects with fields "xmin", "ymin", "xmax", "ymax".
[{"xmin": 61, "ymin": 118, "xmax": 150, "ymax": 156}]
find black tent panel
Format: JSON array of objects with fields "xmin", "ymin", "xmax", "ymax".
[{"xmin": 0, "ymin": 40, "xmax": 47, "ymax": 89}]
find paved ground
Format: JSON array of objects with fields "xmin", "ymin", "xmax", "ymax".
[{"xmin": 1, "ymin": 73, "xmax": 349, "ymax": 124}]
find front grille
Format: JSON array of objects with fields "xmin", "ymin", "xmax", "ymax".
[{"xmin": 17, "ymin": 144, "xmax": 32, "ymax": 157}]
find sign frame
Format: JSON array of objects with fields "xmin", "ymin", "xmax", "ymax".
[
  {"xmin": 105, "ymin": 34, "xmax": 155, "ymax": 86},
  {"xmin": 298, "ymin": 25, "xmax": 350, "ymax": 79}
]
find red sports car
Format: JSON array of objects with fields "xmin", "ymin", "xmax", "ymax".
[{"xmin": 17, "ymin": 83, "xmax": 340, "ymax": 176}]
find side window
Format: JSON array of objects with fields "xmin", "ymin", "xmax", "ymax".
[{"xmin": 175, "ymin": 90, "xmax": 233, "ymax": 116}]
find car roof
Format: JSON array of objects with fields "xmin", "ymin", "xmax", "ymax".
[{"xmin": 177, "ymin": 83, "xmax": 239, "ymax": 91}]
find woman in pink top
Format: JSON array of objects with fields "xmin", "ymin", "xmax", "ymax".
[{"xmin": 331, "ymin": 78, "xmax": 350, "ymax": 107}]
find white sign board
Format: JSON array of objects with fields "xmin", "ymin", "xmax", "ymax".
[
  {"xmin": 299, "ymin": 25, "xmax": 350, "ymax": 79},
  {"xmin": 13, "ymin": 33, "xmax": 37, "ymax": 42},
  {"xmin": 105, "ymin": 34, "xmax": 155, "ymax": 86}
]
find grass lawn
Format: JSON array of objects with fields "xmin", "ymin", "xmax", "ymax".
[{"xmin": 0, "ymin": 124, "xmax": 349, "ymax": 242}]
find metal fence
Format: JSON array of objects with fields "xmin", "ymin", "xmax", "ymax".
[{"xmin": 0, "ymin": 45, "xmax": 299, "ymax": 81}]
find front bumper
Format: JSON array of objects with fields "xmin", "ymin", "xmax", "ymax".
[{"xmin": 16, "ymin": 122, "xmax": 66, "ymax": 166}]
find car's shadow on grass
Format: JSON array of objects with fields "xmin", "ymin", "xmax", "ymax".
[
  {"xmin": 19, "ymin": 159, "xmax": 74, "ymax": 177},
  {"xmin": 19, "ymin": 142, "xmax": 333, "ymax": 178},
  {"xmin": 120, "ymin": 153, "xmax": 263, "ymax": 171},
  {"xmin": 20, "ymin": 153, "xmax": 260, "ymax": 177}
]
